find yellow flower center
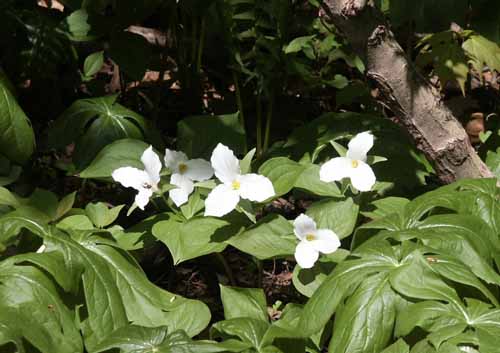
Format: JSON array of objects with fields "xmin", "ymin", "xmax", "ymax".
[
  {"xmin": 232, "ymin": 180, "xmax": 241, "ymax": 190},
  {"xmin": 306, "ymin": 234, "xmax": 316, "ymax": 241},
  {"xmin": 178, "ymin": 163, "xmax": 188, "ymax": 174},
  {"xmin": 351, "ymin": 160, "xmax": 359, "ymax": 168}
]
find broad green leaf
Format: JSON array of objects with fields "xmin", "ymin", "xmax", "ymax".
[
  {"xmin": 240, "ymin": 148, "xmax": 256, "ymax": 174},
  {"xmin": 11, "ymin": 251, "xmax": 79, "ymax": 293},
  {"xmin": 220, "ymin": 285, "xmax": 268, "ymax": 322},
  {"xmin": 389, "ymin": 252, "xmax": 463, "ymax": 307},
  {"xmin": 63, "ymin": 9, "xmax": 99, "ymax": 42},
  {"xmin": 0, "ymin": 186, "xmax": 20, "ymax": 208},
  {"xmin": 328, "ymin": 273, "xmax": 398, "ymax": 353},
  {"xmin": 294, "ymin": 164, "xmax": 342, "ymax": 197},
  {"xmin": 226, "ymin": 214, "xmax": 295, "ymax": 260},
  {"xmin": 297, "ymin": 241, "xmax": 399, "ymax": 336},
  {"xmin": 152, "ymin": 214, "xmax": 244, "ymax": 264},
  {"xmin": 55, "ymin": 192, "xmax": 77, "ymax": 221},
  {"xmin": 89, "ymin": 239, "xmax": 211, "ymax": 338},
  {"xmin": 417, "ymin": 31, "xmax": 468, "ymax": 94},
  {"xmin": 57, "ymin": 214, "xmax": 94, "ymax": 231},
  {"xmin": 306, "ymin": 198, "xmax": 359, "ymax": 239},
  {"xmin": 83, "ymin": 51, "xmax": 104, "ymax": 77},
  {"xmin": 26, "ymin": 189, "xmax": 59, "ymax": 221},
  {"xmin": 284, "ymin": 35, "xmax": 315, "ymax": 54},
  {"xmin": 485, "ymin": 149, "xmax": 500, "ymax": 179},
  {"xmin": 92, "ymin": 325, "xmax": 169, "ymax": 353},
  {"xmin": 292, "ymin": 259, "xmax": 336, "ymax": 298},
  {"xmin": 380, "ymin": 339, "xmax": 410, "ymax": 353},
  {"xmin": 410, "ymin": 215, "xmax": 500, "ymax": 285},
  {"xmin": 45, "ymin": 232, "xmax": 128, "ymax": 350},
  {"xmin": 48, "ymin": 95, "xmax": 158, "ymax": 169},
  {"xmin": 362, "ymin": 197, "xmax": 410, "ymax": 220},
  {"xmin": 0, "ymin": 71, "xmax": 35, "ymax": 163},
  {"xmin": 292, "ymin": 249, "xmax": 349, "ymax": 298},
  {"xmin": 79, "ymin": 139, "xmax": 150, "ymax": 178},
  {"xmin": 429, "ymin": 254, "xmax": 499, "ymax": 306},
  {"xmin": 211, "ymin": 318, "xmax": 269, "ymax": 349},
  {"xmin": 180, "ymin": 189, "xmax": 205, "ymax": 220},
  {"xmin": 93, "ymin": 326, "xmax": 252, "ymax": 353},
  {"xmin": 395, "ymin": 301, "xmax": 459, "ymax": 337},
  {"xmin": 0, "ymin": 263, "xmax": 83, "ymax": 353},
  {"xmin": 259, "ymin": 157, "xmax": 306, "ymax": 197},
  {"xmin": 0, "ymin": 156, "xmax": 22, "ymax": 186},
  {"xmin": 43, "ymin": 229, "xmax": 210, "ymax": 350},
  {"xmin": 463, "ymin": 34, "xmax": 500, "ymax": 73},
  {"xmin": 178, "ymin": 113, "xmax": 246, "ymax": 159},
  {"xmin": 85, "ymin": 202, "xmax": 124, "ymax": 228},
  {"xmin": 0, "ymin": 207, "xmax": 49, "ymax": 245}
]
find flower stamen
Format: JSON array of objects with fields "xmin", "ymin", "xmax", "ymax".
[
  {"xmin": 232, "ymin": 180, "xmax": 241, "ymax": 190},
  {"xmin": 178, "ymin": 163, "xmax": 188, "ymax": 174},
  {"xmin": 351, "ymin": 160, "xmax": 359, "ymax": 168},
  {"xmin": 306, "ymin": 234, "xmax": 316, "ymax": 241}
]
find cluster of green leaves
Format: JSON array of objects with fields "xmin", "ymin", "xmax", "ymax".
[
  {"xmin": 295, "ymin": 178, "xmax": 500, "ymax": 352},
  {"xmin": 1, "ymin": 0, "xmax": 500, "ymax": 352},
  {"xmin": 2, "ymin": 163, "xmax": 499, "ymax": 353}
]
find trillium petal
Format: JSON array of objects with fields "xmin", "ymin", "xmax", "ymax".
[
  {"xmin": 170, "ymin": 188, "xmax": 190, "ymax": 207},
  {"xmin": 294, "ymin": 241, "xmax": 319, "ymax": 269},
  {"xmin": 170, "ymin": 174, "xmax": 195, "ymax": 206},
  {"xmin": 185, "ymin": 159, "xmax": 214, "ymax": 181},
  {"xmin": 112, "ymin": 167, "xmax": 150, "ymax": 190},
  {"xmin": 350, "ymin": 161, "xmax": 376, "ymax": 191},
  {"xmin": 141, "ymin": 146, "xmax": 162, "ymax": 184},
  {"xmin": 346, "ymin": 131, "xmax": 373, "ymax": 162},
  {"xmin": 164, "ymin": 149, "xmax": 188, "ymax": 172},
  {"xmin": 319, "ymin": 157, "xmax": 353, "ymax": 183},
  {"xmin": 293, "ymin": 214, "xmax": 317, "ymax": 239},
  {"xmin": 204, "ymin": 184, "xmax": 240, "ymax": 217},
  {"xmin": 135, "ymin": 188, "xmax": 153, "ymax": 210},
  {"xmin": 310, "ymin": 229, "xmax": 341, "ymax": 254},
  {"xmin": 238, "ymin": 173, "xmax": 275, "ymax": 202},
  {"xmin": 211, "ymin": 143, "xmax": 240, "ymax": 184}
]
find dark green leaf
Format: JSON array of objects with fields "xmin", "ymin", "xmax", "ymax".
[
  {"xmin": 0, "ymin": 71, "xmax": 35, "ymax": 163},
  {"xmin": 220, "ymin": 285, "xmax": 268, "ymax": 322},
  {"xmin": 226, "ymin": 214, "xmax": 295, "ymax": 260},
  {"xmin": 178, "ymin": 113, "xmax": 246, "ymax": 159}
]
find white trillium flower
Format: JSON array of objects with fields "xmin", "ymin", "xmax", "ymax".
[
  {"xmin": 293, "ymin": 214, "xmax": 341, "ymax": 269},
  {"xmin": 112, "ymin": 146, "xmax": 162, "ymax": 210},
  {"xmin": 164, "ymin": 149, "xmax": 214, "ymax": 207},
  {"xmin": 319, "ymin": 131, "xmax": 376, "ymax": 192},
  {"xmin": 204, "ymin": 143, "xmax": 275, "ymax": 217}
]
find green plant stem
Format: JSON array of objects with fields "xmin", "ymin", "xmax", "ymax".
[
  {"xmin": 191, "ymin": 16, "xmax": 198, "ymax": 66},
  {"xmin": 196, "ymin": 16, "xmax": 206, "ymax": 73},
  {"xmin": 256, "ymin": 94, "xmax": 263, "ymax": 157},
  {"xmin": 263, "ymin": 94, "xmax": 274, "ymax": 153},
  {"xmin": 215, "ymin": 253, "xmax": 236, "ymax": 286},
  {"xmin": 160, "ymin": 192, "xmax": 179, "ymax": 215},
  {"xmin": 256, "ymin": 259, "xmax": 263, "ymax": 288},
  {"xmin": 232, "ymin": 71, "xmax": 247, "ymax": 153},
  {"xmin": 150, "ymin": 198, "xmax": 161, "ymax": 212}
]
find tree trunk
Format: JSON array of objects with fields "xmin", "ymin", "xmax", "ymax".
[{"xmin": 321, "ymin": 0, "xmax": 493, "ymax": 183}]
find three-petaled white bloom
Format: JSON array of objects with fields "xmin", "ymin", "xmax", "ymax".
[
  {"xmin": 164, "ymin": 149, "xmax": 214, "ymax": 206},
  {"xmin": 319, "ymin": 131, "xmax": 376, "ymax": 192},
  {"xmin": 112, "ymin": 146, "xmax": 162, "ymax": 210},
  {"xmin": 293, "ymin": 214, "xmax": 341, "ymax": 269},
  {"xmin": 204, "ymin": 143, "xmax": 275, "ymax": 217}
]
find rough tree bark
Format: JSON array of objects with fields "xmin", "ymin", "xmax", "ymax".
[{"xmin": 321, "ymin": 0, "xmax": 493, "ymax": 183}]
